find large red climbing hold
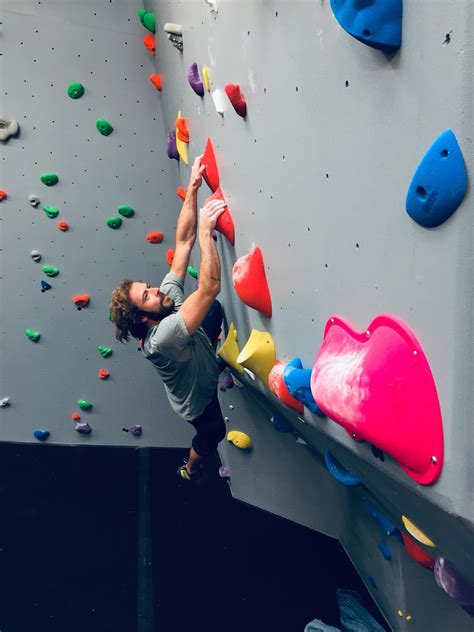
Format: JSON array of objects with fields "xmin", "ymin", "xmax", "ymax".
[
  {"xmin": 205, "ymin": 188, "xmax": 235, "ymax": 245},
  {"xmin": 149, "ymin": 73, "xmax": 162, "ymax": 91},
  {"xmin": 98, "ymin": 369, "xmax": 110, "ymax": 380},
  {"xmin": 401, "ymin": 532, "xmax": 435, "ymax": 570},
  {"xmin": 176, "ymin": 186, "xmax": 186, "ymax": 201},
  {"xmin": 57, "ymin": 220, "xmax": 69, "ymax": 231},
  {"xmin": 202, "ymin": 138, "xmax": 219, "ymax": 192},
  {"xmin": 0, "ymin": 190, "xmax": 7, "ymax": 201},
  {"xmin": 225, "ymin": 84, "xmax": 247, "ymax": 117},
  {"xmin": 166, "ymin": 249, "xmax": 175, "ymax": 265},
  {"xmin": 144, "ymin": 34, "xmax": 156, "ymax": 55},
  {"xmin": 268, "ymin": 361, "xmax": 304, "ymax": 413},
  {"xmin": 146, "ymin": 231, "xmax": 164, "ymax": 244},
  {"xmin": 176, "ymin": 117, "xmax": 189, "ymax": 142},
  {"xmin": 72, "ymin": 294, "xmax": 90, "ymax": 309},
  {"xmin": 232, "ymin": 247, "xmax": 272, "ymax": 317}
]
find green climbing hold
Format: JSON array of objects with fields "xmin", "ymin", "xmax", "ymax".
[
  {"xmin": 77, "ymin": 399, "xmax": 92, "ymax": 411},
  {"xmin": 143, "ymin": 12, "xmax": 156, "ymax": 33},
  {"xmin": 98, "ymin": 345, "xmax": 113, "ymax": 358},
  {"xmin": 118, "ymin": 205, "xmax": 135, "ymax": 218},
  {"xmin": 96, "ymin": 118, "xmax": 113, "ymax": 136},
  {"xmin": 42, "ymin": 265, "xmax": 60, "ymax": 277},
  {"xmin": 67, "ymin": 82, "xmax": 85, "ymax": 99},
  {"xmin": 40, "ymin": 173, "xmax": 59, "ymax": 186},
  {"xmin": 107, "ymin": 217, "xmax": 122, "ymax": 229},
  {"xmin": 25, "ymin": 328, "xmax": 41, "ymax": 342},
  {"xmin": 43, "ymin": 204, "xmax": 59, "ymax": 219},
  {"xmin": 137, "ymin": 7, "xmax": 147, "ymax": 24},
  {"xmin": 187, "ymin": 265, "xmax": 199, "ymax": 279}
]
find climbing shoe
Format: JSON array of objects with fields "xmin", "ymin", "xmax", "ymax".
[{"xmin": 176, "ymin": 464, "xmax": 204, "ymax": 483}]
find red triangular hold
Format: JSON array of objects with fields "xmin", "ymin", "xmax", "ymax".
[
  {"xmin": 202, "ymin": 138, "xmax": 219, "ymax": 192},
  {"xmin": 400, "ymin": 533, "xmax": 435, "ymax": 570},
  {"xmin": 205, "ymin": 188, "xmax": 235, "ymax": 245},
  {"xmin": 232, "ymin": 247, "xmax": 272, "ymax": 317}
]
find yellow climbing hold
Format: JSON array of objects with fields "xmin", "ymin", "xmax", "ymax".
[
  {"xmin": 406, "ymin": 615, "xmax": 412, "ymax": 621},
  {"xmin": 227, "ymin": 430, "xmax": 252, "ymax": 450},
  {"xmin": 237, "ymin": 329, "xmax": 276, "ymax": 384},
  {"xmin": 401, "ymin": 516, "xmax": 436, "ymax": 548},
  {"xmin": 202, "ymin": 67, "xmax": 211, "ymax": 92},
  {"xmin": 217, "ymin": 322, "xmax": 244, "ymax": 374},
  {"xmin": 397, "ymin": 611, "xmax": 403, "ymax": 617},
  {"xmin": 175, "ymin": 110, "xmax": 188, "ymax": 165}
]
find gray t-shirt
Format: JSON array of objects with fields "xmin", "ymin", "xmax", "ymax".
[{"xmin": 142, "ymin": 272, "xmax": 219, "ymax": 421}]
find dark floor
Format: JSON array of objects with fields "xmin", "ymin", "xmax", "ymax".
[{"xmin": 0, "ymin": 443, "xmax": 385, "ymax": 632}]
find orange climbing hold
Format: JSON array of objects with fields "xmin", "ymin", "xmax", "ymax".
[
  {"xmin": 0, "ymin": 190, "xmax": 7, "ymax": 201},
  {"xmin": 268, "ymin": 361, "xmax": 304, "ymax": 413},
  {"xmin": 146, "ymin": 231, "xmax": 164, "ymax": 244},
  {"xmin": 72, "ymin": 294, "xmax": 90, "ymax": 309},
  {"xmin": 144, "ymin": 33, "xmax": 156, "ymax": 55},
  {"xmin": 176, "ymin": 186, "xmax": 187, "ymax": 201},
  {"xmin": 166, "ymin": 249, "xmax": 175, "ymax": 265},
  {"xmin": 71, "ymin": 413, "xmax": 81, "ymax": 421},
  {"xmin": 176, "ymin": 117, "xmax": 189, "ymax": 142},
  {"xmin": 57, "ymin": 220, "xmax": 69, "ymax": 231},
  {"xmin": 150, "ymin": 73, "xmax": 162, "ymax": 91},
  {"xmin": 205, "ymin": 188, "xmax": 235, "ymax": 245},
  {"xmin": 202, "ymin": 138, "xmax": 219, "ymax": 192},
  {"xmin": 232, "ymin": 247, "xmax": 272, "ymax": 317},
  {"xmin": 98, "ymin": 369, "xmax": 110, "ymax": 380}
]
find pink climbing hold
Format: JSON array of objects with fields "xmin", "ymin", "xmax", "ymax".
[
  {"xmin": 268, "ymin": 361, "xmax": 304, "ymax": 413},
  {"xmin": 232, "ymin": 247, "xmax": 272, "ymax": 317},
  {"xmin": 204, "ymin": 188, "xmax": 235, "ymax": 245},
  {"xmin": 311, "ymin": 315, "xmax": 444, "ymax": 485},
  {"xmin": 202, "ymin": 138, "xmax": 220, "ymax": 192},
  {"xmin": 225, "ymin": 84, "xmax": 247, "ymax": 117}
]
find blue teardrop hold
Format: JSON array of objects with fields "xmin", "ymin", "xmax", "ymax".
[
  {"xmin": 41, "ymin": 280, "xmax": 52, "ymax": 292},
  {"xmin": 367, "ymin": 576, "xmax": 377, "ymax": 589},
  {"xmin": 283, "ymin": 357, "xmax": 325, "ymax": 416},
  {"xmin": 406, "ymin": 129, "xmax": 467, "ymax": 228},
  {"xmin": 378, "ymin": 541, "xmax": 392, "ymax": 561},
  {"xmin": 324, "ymin": 449, "xmax": 361, "ymax": 486},
  {"xmin": 271, "ymin": 413, "xmax": 293, "ymax": 432},
  {"xmin": 34, "ymin": 429, "xmax": 50, "ymax": 441},
  {"xmin": 330, "ymin": 0, "xmax": 402, "ymax": 52}
]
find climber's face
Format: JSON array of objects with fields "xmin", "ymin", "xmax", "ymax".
[{"xmin": 129, "ymin": 281, "xmax": 175, "ymax": 321}]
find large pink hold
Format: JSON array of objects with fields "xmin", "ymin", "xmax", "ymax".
[{"xmin": 311, "ymin": 315, "xmax": 443, "ymax": 485}]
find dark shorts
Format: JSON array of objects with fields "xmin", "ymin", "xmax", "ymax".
[{"xmin": 188, "ymin": 390, "xmax": 226, "ymax": 457}]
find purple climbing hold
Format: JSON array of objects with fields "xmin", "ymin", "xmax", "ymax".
[
  {"xmin": 223, "ymin": 373, "xmax": 234, "ymax": 389},
  {"xmin": 75, "ymin": 421, "xmax": 92, "ymax": 435},
  {"xmin": 129, "ymin": 424, "xmax": 143, "ymax": 437},
  {"xmin": 219, "ymin": 466, "xmax": 230, "ymax": 478},
  {"xmin": 188, "ymin": 62, "xmax": 204, "ymax": 97},
  {"xmin": 434, "ymin": 556, "xmax": 474, "ymax": 610},
  {"xmin": 167, "ymin": 130, "xmax": 179, "ymax": 161}
]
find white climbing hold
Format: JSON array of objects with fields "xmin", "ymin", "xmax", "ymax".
[
  {"xmin": 205, "ymin": 0, "xmax": 218, "ymax": 12},
  {"xmin": 30, "ymin": 249, "xmax": 42, "ymax": 262},
  {"xmin": 0, "ymin": 118, "xmax": 19, "ymax": 141},
  {"xmin": 0, "ymin": 397, "xmax": 11, "ymax": 407},
  {"xmin": 243, "ymin": 367, "xmax": 255, "ymax": 381},
  {"xmin": 212, "ymin": 89, "xmax": 226, "ymax": 115},
  {"xmin": 164, "ymin": 22, "xmax": 182, "ymax": 36},
  {"xmin": 229, "ymin": 404, "xmax": 234, "ymax": 410},
  {"xmin": 29, "ymin": 194, "xmax": 40, "ymax": 207},
  {"xmin": 296, "ymin": 437, "xmax": 308, "ymax": 445}
]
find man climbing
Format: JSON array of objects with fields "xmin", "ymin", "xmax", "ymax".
[{"xmin": 110, "ymin": 156, "xmax": 227, "ymax": 482}]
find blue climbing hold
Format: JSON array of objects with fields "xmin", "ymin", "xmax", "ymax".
[
  {"xmin": 40, "ymin": 280, "xmax": 52, "ymax": 292},
  {"xmin": 378, "ymin": 541, "xmax": 392, "ymax": 561},
  {"xmin": 324, "ymin": 449, "xmax": 361, "ymax": 486},
  {"xmin": 330, "ymin": 0, "xmax": 402, "ymax": 52},
  {"xmin": 367, "ymin": 576, "xmax": 377, "ymax": 589},
  {"xmin": 406, "ymin": 130, "xmax": 467, "ymax": 228},
  {"xmin": 33, "ymin": 429, "xmax": 50, "ymax": 441},
  {"xmin": 363, "ymin": 499, "xmax": 397, "ymax": 536},
  {"xmin": 271, "ymin": 413, "xmax": 293, "ymax": 433},
  {"xmin": 283, "ymin": 357, "xmax": 324, "ymax": 415}
]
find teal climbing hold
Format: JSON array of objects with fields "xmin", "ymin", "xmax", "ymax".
[
  {"xmin": 107, "ymin": 217, "xmax": 122, "ymax": 229},
  {"xmin": 96, "ymin": 118, "xmax": 113, "ymax": 136},
  {"xmin": 137, "ymin": 8, "xmax": 147, "ymax": 24},
  {"xmin": 67, "ymin": 82, "xmax": 84, "ymax": 99},
  {"xmin": 43, "ymin": 204, "xmax": 59, "ymax": 219},
  {"xmin": 77, "ymin": 399, "xmax": 92, "ymax": 410},
  {"xmin": 143, "ymin": 12, "xmax": 156, "ymax": 33},
  {"xmin": 187, "ymin": 265, "xmax": 199, "ymax": 279},
  {"xmin": 118, "ymin": 205, "xmax": 135, "ymax": 218},
  {"xmin": 41, "ymin": 173, "xmax": 59, "ymax": 186},
  {"xmin": 42, "ymin": 265, "xmax": 60, "ymax": 277},
  {"xmin": 34, "ymin": 429, "xmax": 50, "ymax": 441},
  {"xmin": 98, "ymin": 345, "xmax": 113, "ymax": 358},
  {"xmin": 25, "ymin": 328, "xmax": 41, "ymax": 342}
]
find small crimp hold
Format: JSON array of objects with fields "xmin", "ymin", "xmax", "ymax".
[
  {"xmin": 71, "ymin": 412, "xmax": 81, "ymax": 421},
  {"xmin": 0, "ymin": 190, "xmax": 7, "ymax": 200},
  {"xmin": 176, "ymin": 186, "xmax": 186, "ymax": 200},
  {"xmin": 40, "ymin": 173, "xmax": 59, "ymax": 186},
  {"xmin": 98, "ymin": 369, "xmax": 110, "ymax": 379},
  {"xmin": 118, "ymin": 205, "xmax": 135, "ymax": 218},
  {"xmin": 77, "ymin": 399, "xmax": 92, "ymax": 410},
  {"xmin": 25, "ymin": 328, "xmax": 41, "ymax": 342},
  {"xmin": 72, "ymin": 294, "xmax": 90, "ymax": 309},
  {"xmin": 0, "ymin": 397, "xmax": 11, "ymax": 407},
  {"xmin": 29, "ymin": 194, "xmax": 40, "ymax": 207},
  {"xmin": 31, "ymin": 249, "xmax": 42, "ymax": 262},
  {"xmin": 166, "ymin": 249, "xmax": 175, "ymax": 265},
  {"xmin": 96, "ymin": 118, "xmax": 113, "ymax": 136},
  {"xmin": 123, "ymin": 425, "xmax": 143, "ymax": 437},
  {"xmin": 150, "ymin": 74, "xmax": 163, "ymax": 91},
  {"xmin": 98, "ymin": 345, "xmax": 113, "ymax": 358},
  {"xmin": 187, "ymin": 265, "xmax": 198, "ymax": 279},
  {"xmin": 75, "ymin": 421, "xmax": 92, "ymax": 434},
  {"xmin": 40, "ymin": 280, "xmax": 52, "ymax": 292},
  {"xmin": 57, "ymin": 220, "xmax": 69, "ymax": 231},
  {"xmin": 146, "ymin": 231, "xmax": 164, "ymax": 244},
  {"xmin": 107, "ymin": 217, "xmax": 122, "ymax": 229},
  {"xmin": 34, "ymin": 429, "xmax": 50, "ymax": 441},
  {"xmin": 42, "ymin": 265, "xmax": 60, "ymax": 277},
  {"xmin": 67, "ymin": 82, "xmax": 84, "ymax": 99},
  {"xmin": 43, "ymin": 205, "xmax": 59, "ymax": 219}
]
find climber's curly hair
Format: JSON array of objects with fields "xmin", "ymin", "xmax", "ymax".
[{"xmin": 110, "ymin": 279, "xmax": 148, "ymax": 343}]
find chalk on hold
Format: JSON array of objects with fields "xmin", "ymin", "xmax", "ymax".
[
  {"xmin": 227, "ymin": 430, "xmax": 252, "ymax": 449},
  {"xmin": 71, "ymin": 412, "xmax": 81, "ymax": 421},
  {"xmin": 98, "ymin": 369, "xmax": 110, "ymax": 379},
  {"xmin": 167, "ymin": 131, "xmax": 179, "ymax": 161},
  {"xmin": 225, "ymin": 84, "xmax": 247, "ymax": 117},
  {"xmin": 26, "ymin": 328, "xmax": 41, "ymax": 342},
  {"xmin": 118, "ymin": 205, "xmax": 135, "ymax": 218},
  {"xmin": 31, "ymin": 249, "xmax": 42, "ymax": 262},
  {"xmin": 143, "ymin": 34, "xmax": 156, "ymax": 55},
  {"xmin": 123, "ymin": 424, "xmax": 143, "ymax": 437},
  {"xmin": 378, "ymin": 541, "xmax": 392, "ymax": 561},
  {"xmin": 219, "ymin": 465, "xmax": 230, "ymax": 478},
  {"xmin": 401, "ymin": 516, "xmax": 435, "ymax": 547},
  {"xmin": 67, "ymin": 82, "xmax": 84, "ymax": 99},
  {"xmin": 363, "ymin": 499, "xmax": 398, "ymax": 536},
  {"xmin": 188, "ymin": 62, "xmax": 204, "ymax": 97},
  {"xmin": 98, "ymin": 345, "xmax": 113, "ymax": 358},
  {"xmin": 202, "ymin": 138, "xmax": 220, "ymax": 192},
  {"xmin": 187, "ymin": 265, "xmax": 198, "ymax": 279},
  {"xmin": 72, "ymin": 294, "xmax": 90, "ymax": 309},
  {"xmin": 211, "ymin": 89, "xmax": 226, "ymax": 115},
  {"xmin": 96, "ymin": 118, "xmax": 113, "ymax": 136},
  {"xmin": 204, "ymin": 188, "xmax": 234, "ymax": 244},
  {"xmin": 107, "ymin": 217, "xmax": 122, "ymax": 229},
  {"xmin": 176, "ymin": 186, "xmax": 187, "ymax": 201},
  {"xmin": 324, "ymin": 449, "xmax": 361, "ymax": 486},
  {"xmin": 40, "ymin": 173, "xmax": 59, "ymax": 186},
  {"xmin": 77, "ymin": 399, "xmax": 92, "ymax": 411},
  {"xmin": 0, "ymin": 397, "xmax": 11, "ymax": 407},
  {"xmin": 43, "ymin": 205, "xmax": 59, "ymax": 219},
  {"xmin": 166, "ymin": 249, "xmax": 175, "ymax": 265},
  {"xmin": 146, "ymin": 231, "xmax": 164, "ymax": 244},
  {"xmin": 233, "ymin": 247, "xmax": 272, "ymax": 317},
  {"xmin": 329, "ymin": 0, "xmax": 402, "ymax": 52},
  {"xmin": 0, "ymin": 190, "xmax": 7, "ymax": 200},
  {"xmin": 400, "ymin": 532, "xmax": 435, "ymax": 570},
  {"xmin": 283, "ymin": 357, "xmax": 324, "ymax": 415},
  {"xmin": 143, "ymin": 11, "xmax": 156, "ymax": 33},
  {"xmin": 434, "ymin": 556, "xmax": 474, "ymax": 609},
  {"xmin": 29, "ymin": 194, "xmax": 40, "ymax": 207},
  {"xmin": 268, "ymin": 361, "xmax": 304, "ymax": 413},
  {"xmin": 43, "ymin": 265, "xmax": 59, "ymax": 277},
  {"xmin": 237, "ymin": 329, "xmax": 276, "ymax": 384},
  {"xmin": 218, "ymin": 323, "xmax": 244, "ymax": 374},
  {"xmin": 202, "ymin": 67, "xmax": 211, "ymax": 92},
  {"xmin": 406, "ymin": 130, "xmax": 467, "ymax": 228},
  {"xmin": 57, "ymin": 220, "xmax": 69, "ymax": 231},
  {"xmin": 271, "ymin": 413, "xmax": 293, "ymax": 433},
  {"xmin": 175, "ymin": 111, "xmax": 188, "ymax": 164},
  {"xmin": 150, "ymin": 74, "xmax": 163, "ymax": 91},
  {"xmin": 33, "ymin": 429, "xmax": 50, "ymax": 441},
  {"xmin": 176, "ymin": 117, "xmax": 190, "ymax": 142},
  {"xmin": 40, "ymin": 280, "xmax": 52, "ymax": 292},
  {"xmin": 0, "ymin": 118, "xmax": 19, "ymax": 141}
]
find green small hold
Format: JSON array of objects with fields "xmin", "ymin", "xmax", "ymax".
[
  {"xmin": 118, "ymin": 205, "xmax": 135, "ymax": 218},
  {"xmin": 107, "ymin": 217, "xmax": 122, "ymax": 229},
  {"xmin": 41, "ymin": 173, "xmax": 59, "ymax": 186},
  {"xmin": 43, "ymin": 204, "xmax": 59, "ymax": 219},
  {"xmin": 67, "ymin": 82, "xmax": 85, "ymax": 99},
  {"xmin": 96, "ymin": 118, "xmax": 113, "ymax": 136},
  {"xmin": 77, "ymin": 399, "xmax": 92, "ymax": 411},
  {"xmin": 42, "ymin": 265, "xmax": 60, "ymax": 277},
  {"xmin": 98, "ymin": 345, "xmax": 113, "ymax": 358},
  {"xmin": 137, "ymin": 7, "xmax": 147, "ymax": 24},
  {"xmin": 25, "ymin": 328, "xmax": 41, "ymax": 342},
  {"xmin": 143, "ymin": 11, "xmax": 156, "ymax": 33},
  {"xmin": 187, "ymin": 265, "xmax": 199, "ymax": 279}
]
